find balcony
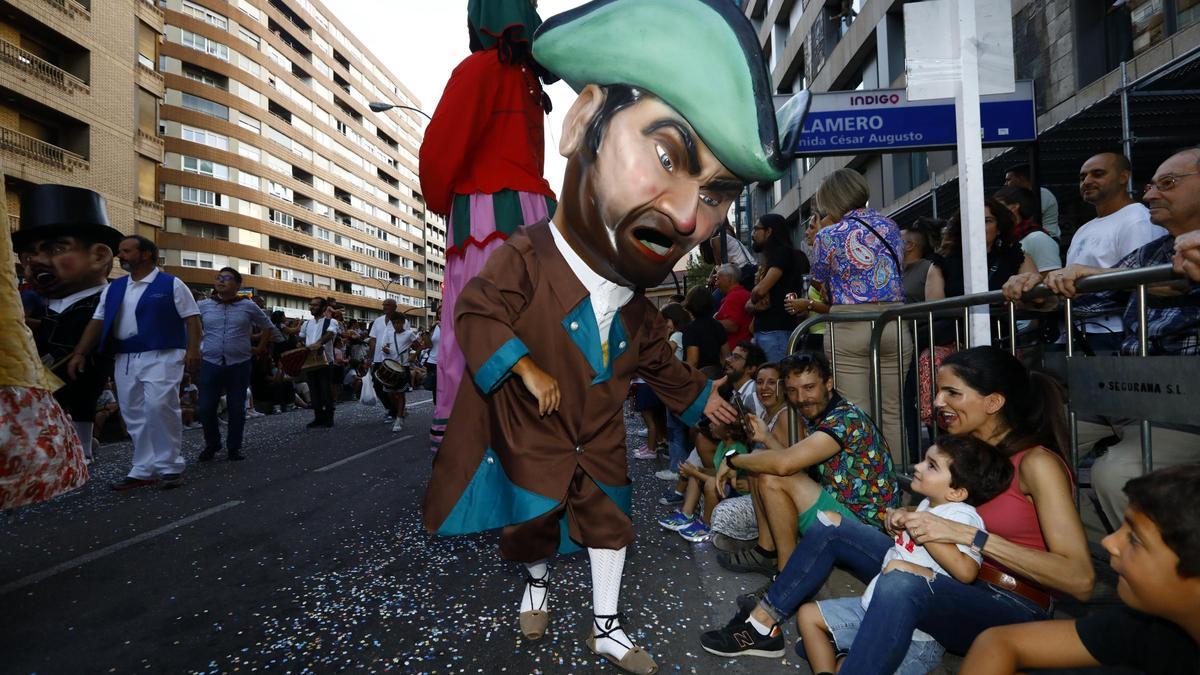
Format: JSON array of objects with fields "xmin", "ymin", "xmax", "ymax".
[
  {"xmin": 135, "ymin": 60, "xmax": 164, "ymax": 90},
  {"xmin": 0, "ymin": 127, "xmax": 87, "ymax": 171},
  {"xmin": 36, "ymin": 0, "xmax": 91, "ymax": 20},
  {"xmin": 0, "ymin": 38, "xmax": 89, "ymax": 95},
  {"xmin": 135, "ymin": 128, "xmax": 164, "ymax": 159}
]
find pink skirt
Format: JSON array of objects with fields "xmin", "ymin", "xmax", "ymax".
[{"xmin": 431, "ymin": 191, "xmax": 553, "ymax": 451}]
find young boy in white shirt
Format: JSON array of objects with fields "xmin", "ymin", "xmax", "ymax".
[{"xmin": 796, "ymin": 434, "xmax": 1013, "ymax": 675}]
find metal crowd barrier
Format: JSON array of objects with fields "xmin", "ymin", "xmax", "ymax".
[{"xmin": 784, "ymin": 263, "xmax": 1194, "ymax": 500}]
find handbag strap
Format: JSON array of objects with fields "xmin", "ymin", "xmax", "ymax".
[{"xmin": 847, "ymin": 215, "xmax": 902, "ymax": 278}]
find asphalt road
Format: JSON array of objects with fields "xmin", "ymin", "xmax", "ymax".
[{"xmin": 0, "ymin": 395, "xmax": 821, "ymax": 674}]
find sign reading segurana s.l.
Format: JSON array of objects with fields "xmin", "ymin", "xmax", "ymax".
[{"xmin": 786, "ymin": 80, "xmax": 1036, "ymax": 156}]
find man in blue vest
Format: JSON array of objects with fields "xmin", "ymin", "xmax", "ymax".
[{"xmin": 68, "ymin": 235, "xmax": 202, "ymax": 490}]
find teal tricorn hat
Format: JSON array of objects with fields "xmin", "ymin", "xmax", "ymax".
[{"xmin": 534, "ymin": 0, "xmax": 805, "ymax": 183}]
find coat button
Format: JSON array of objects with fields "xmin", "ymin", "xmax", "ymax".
[
  {"xmin": 570, "ymin": 321, "xmax": 579, "ymax": 331},
  {"xmin": 575, "ymin": 445, "xmax": 584, "ymax": 454},
  {"xmin": 618, "ymin": 341, "xmax": 626, "ymax": 349},
  {"xmin": 486, "ymin": 457, "xmax": 495, "ymax": 465}
]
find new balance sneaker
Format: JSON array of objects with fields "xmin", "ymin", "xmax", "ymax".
[
  {"xmin": 699, "ymin": 619, "xmax": 785, "ymax": 659},
  {"xmin": 654, "ymin": 469, "xmax": 679, "ymax": 481},
  {"xmin": 678, "ymin": 519, "xmax": 712, "ymax": 543},
  {"xmin": 657, "ymin": 489, "xmax": 684, "ymax": 506},
  {"xmin": 631, "ymin": 445, "xmax": 656, "ymax": 460},
  {"xmin": 658, "ymin": 509, "xmax": 694, "ymax": 531}
]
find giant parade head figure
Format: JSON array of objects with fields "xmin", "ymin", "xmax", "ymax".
[
  {"xmin": 533, "ymin": 0, "xmax": 809, "ymax": 289},
  {"xmin": 13, "ymin": 185, "xmax": 122, "ymax": 299}
]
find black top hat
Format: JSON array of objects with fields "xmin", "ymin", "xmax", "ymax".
[{"xmin": 12, "ymin": 184, "xmax": 125, "ymax": 253}]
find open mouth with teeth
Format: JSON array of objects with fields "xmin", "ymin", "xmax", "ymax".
[
  {"xmin": 936, "ymin": 409, "xmax": 959, "ymax": 428},
  {"xmin": 632, "ymin": 227, "xmax": 674, "ymax": 261}
]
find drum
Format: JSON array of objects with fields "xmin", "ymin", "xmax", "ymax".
[
  {"xmin": 374, "ymin": 359, "xmax": 411, "ymax": 391},
  {"xmin": 280, "ymin": 347, "xmax": 328, "ymax": 377}
]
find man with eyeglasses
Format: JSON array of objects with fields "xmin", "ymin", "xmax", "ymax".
[
  {"xmin": 195, "ymin": 267, "xmax": 273, "ymax": 462},
  {"xmin": 1003, "ymin": 152, "xmax": 1165, "ymax": 353},
  {"xmin": 1035, "ymin": 146, "xmax": 1200, "ymax": 528}
]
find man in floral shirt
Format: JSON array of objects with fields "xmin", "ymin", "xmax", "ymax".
[{"xmin": 714, "ymin": 352, "xmax": 898, "ymax": 575}]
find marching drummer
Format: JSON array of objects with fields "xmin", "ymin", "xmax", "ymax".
[{"xmin": 381, "ymin": 313, "xmax": 419, "ymax": 432}]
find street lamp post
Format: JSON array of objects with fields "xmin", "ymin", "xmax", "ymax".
[{"xmin": 367, "ymin": 101, "xmax": 431, "ymax": 120}]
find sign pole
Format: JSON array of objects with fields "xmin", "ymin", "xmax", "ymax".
[{"xmin": 953, "ymin": 0, "xmax": 992, "ymax": 346}]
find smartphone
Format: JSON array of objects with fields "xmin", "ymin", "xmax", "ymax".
[
  {"xmin": 730, "ymin": 393, "xmax": 755, "ymax": 439},
  {"xmin": 785, "ymin": 291, "xmax": 798, "ymax": 302}
]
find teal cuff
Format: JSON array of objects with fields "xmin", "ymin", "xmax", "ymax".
[
  {"xmin": 679, "ymin": 379, "xmax": 712, "ymax": 427},
  {"xmin": 474, "ymin": 337, "xmax": 529, "ymax": 393}
]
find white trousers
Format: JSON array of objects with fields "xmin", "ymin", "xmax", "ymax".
[
  {"xmin": 114, "ymin": 350, "xmax": 185, "ymax": 479},
  {"xmin": 1083, "ymin": 421, "xmax": 1200, "ymax": 526}
]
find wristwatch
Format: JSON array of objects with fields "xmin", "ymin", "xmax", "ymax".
[
  {"xmin": 970, "ymin": 528, "xmax": 989, "ymax": 555},
  {"xmin": 726, "ymin": 454, "xmax": 738, "ymax": 470}
]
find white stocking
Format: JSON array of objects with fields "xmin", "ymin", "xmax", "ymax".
[
  {"xmin": 520, "ymin": 560, "xmax": 549, "ymax": 614},
  {"xmin": 588, "ymin": 547, "xmax": 632, "ymax": 660}
]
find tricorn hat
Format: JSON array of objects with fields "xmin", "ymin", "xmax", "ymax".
[
  {"xmin": 533, "ymin": 0, "xmax": 809, "ymax": 183},
  {"xmin": 12, "ymin": 184, "xmax": 124, "ymax": 253}
]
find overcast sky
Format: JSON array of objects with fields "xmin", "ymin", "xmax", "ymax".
[{"xmin": 321, "ymin": 0, "xmax": 588, "ymax": 196}]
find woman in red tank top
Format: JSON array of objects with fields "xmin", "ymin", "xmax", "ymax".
[{"xmin": 698, "ymin": 346, "xmax": 1096, "ymax": 673}]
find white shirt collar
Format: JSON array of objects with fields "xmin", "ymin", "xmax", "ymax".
[
  {"xmin": 549, "ymin": 220, "xmax": 634, "ymax": 316},
  {"xmin": 47, "ymin": 283, "xmax": 106, "ymax": 314},
  {"xmin": 128, "ymin": 267, "xmax": 160, "ymax": 286}
]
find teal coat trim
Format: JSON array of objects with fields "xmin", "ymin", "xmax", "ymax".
[
  {"xmin": 680, "ymin": 379, "xmax": 713, "ymax": 427},
  {"xmin": 474, "ymin": 336, "xmax": 529, "ymax": 393},
  {"xmin": 436, "ymin": 448, "xmax": 560, "ymax": 535},
  {"xmin": 556, "ymin": 479, "xmax": 633, "ymax": 554},
  {"xmin": 560, "ymin": 297, "xmax": 629, "ymax": 386}
]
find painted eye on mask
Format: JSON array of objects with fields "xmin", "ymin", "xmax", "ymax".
[{"xmin": 655, "ymin": 144, "xmax": 674, "ymax": 172}]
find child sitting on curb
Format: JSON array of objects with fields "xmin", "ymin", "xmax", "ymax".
[
  {"xmin": 658, "ymin": 407, "xmax": 751, "ymax": 542},
  {"xmin": 797, "ymin": 435, "xmax": 1012, "ymax": 674},
  {"xmin": 961, "ymin": 463, "xmax": 1200, "ymax": 674}
]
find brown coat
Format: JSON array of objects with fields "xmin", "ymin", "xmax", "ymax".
[{"xmin": 422, "ymin": 220, "xmax": 709, "ymax": 550}]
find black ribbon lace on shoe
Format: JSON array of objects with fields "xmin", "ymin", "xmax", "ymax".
[
  {"xmin": 524, "ymin": 574, "xmax": 548, "ymax": 612},
  {"xmin": 592, "ymin": 612, "xmax": 633, "ymax": 651}
]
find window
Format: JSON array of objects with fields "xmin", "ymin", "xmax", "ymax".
[
  {"xmin": 269, "ymin": 208, "xmax": 293, "ymax": 227},
  {"xmin": 180, "ymin": 30, "xmax": 230, "ymax": 61},
  {"xmin": 316, "ymin": 251, "xmax": 332, "ymax": 265},
  {"xmin": 181, "ymin": 186, "xmax": 220, "ymax": 207},
  {"xmin": 181, "ymin": 125, "xmax": 229, "ymax": 151},
  {"xmin": 237, "ymin": 143, "xmax": 261, "ymax": 162},
  {"xmin": 183, "ymin": 65, "xmax": 226, "ymax": 89},
  {"xmin": 237, "ymin": 115, "xmax": 261, "ymax": 133},
  {"xmin": 182, "ymin": 220, "xmax": 229, "ymax": 241},
  {"xmin": 237, "ymin": 170, "xmax": 261, "ymax": 189},
  {"xmin": 267, "ymin": 181, "xmax": 293, "ymax": 201},
  {"xmin": 182, "ymin": 155, "xmax": 229, "ymax": 180},
  {"xmin": 181, "ymin": 93, "xmax": 229, "ymax": 120},
  {"xmin": 182, "ymin": 0, "xmax": 228, "ymax": 29},
  {"xmin": 238, "ymin": 26, "xmax": 260, "ymax": 49}
]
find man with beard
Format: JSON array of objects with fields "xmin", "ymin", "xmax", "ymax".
[
  {"xmin": 422, "ymin": 1, "xmax": 810, "ymax": 671},
  {"xmin": 68, "ymin": 235, "xmax": 201, "ymax": 490},
  {"xmin": 1003, "ymin": 152, "xmax": 1164, "ymax": 352},
  {"xmin": 14, "ymin": 185, "xmax": 124, "ymax": 463}
]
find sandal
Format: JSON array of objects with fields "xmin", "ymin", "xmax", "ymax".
[
  {"xmin": 586, "ymin": 614, "xmax": 659, "ymax": 674},
  {"xmin": 519, "ymin": 573, "xmax": 549, "ymax": 640}
]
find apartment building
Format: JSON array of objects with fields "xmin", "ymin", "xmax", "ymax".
[
  {"xmin": 739, "ymin": 0, "xmax": 1200, "ymax": 246},
  {"xmin": 0, "ymin": 0, "xmax": 165, "ymax": 238},
  {"xmin": 156, "ymin": 0, "xmax": 428, "ymax": 322}
]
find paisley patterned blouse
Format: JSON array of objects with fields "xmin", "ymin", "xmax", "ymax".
[{"xmin": 811, "ymin": 207, "xmax": 904, "ymax": 305}]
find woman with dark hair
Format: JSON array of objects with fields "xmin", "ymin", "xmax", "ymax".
[
  {"xmin": 749, "ymin": 213, "xmax": 803, "ymax": 362},
  {"xmin": 701, "ymin": 346, "xmax": 1094, "ymax": 672},
  {"xmin": 681, "ymin": 286, "xmax": 728, "ymax": 370},
  {"xmin": 926, "ymin": 199, "xmax": 1037, "ymax": 300}
]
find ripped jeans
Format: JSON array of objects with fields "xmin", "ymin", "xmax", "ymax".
[{"xmin": 760, "ymin": 512, "xmax": 1051, "ymax": 673}]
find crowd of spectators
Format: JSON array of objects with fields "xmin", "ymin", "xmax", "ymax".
[{"xmin": 632, "ymin": 146, "xmax": 1200, "ymax": 673}]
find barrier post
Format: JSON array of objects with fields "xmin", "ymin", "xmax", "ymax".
[{"xmin": 1138, "ymin": 285, "xmax": 1153, "ymax": 475}]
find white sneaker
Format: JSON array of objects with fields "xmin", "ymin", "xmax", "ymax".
[
  {"xmin": 391, "ymin": 418, "xmax": 404, "ymax": 432},
  {"xmin": 635, "ymin": 428, "xmax": 649, "ymax": 438},
  {"xmin": 655, "ymin": 469, "xmax": 679, "ymax": 481}
]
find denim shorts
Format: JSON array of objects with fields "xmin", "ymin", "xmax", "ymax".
[{"xmin": 815, "ymin": 597, "xmax": 946, "ymax": 675}]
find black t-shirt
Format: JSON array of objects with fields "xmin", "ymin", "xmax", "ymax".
[
  {"xmin": 754, "ymin": 246, "xmax": 799, "ymax": 333},
  {"xmin": 1076, "ymin": 607, "xmax": 1199, "ymax": 675},
  {"xmin": 682, "ymin": 316, "xmax": 726, "ymax": 370},
  {"xmin": 936, "ymin": 244, "xmax": 1026, "ymax": 297}
]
